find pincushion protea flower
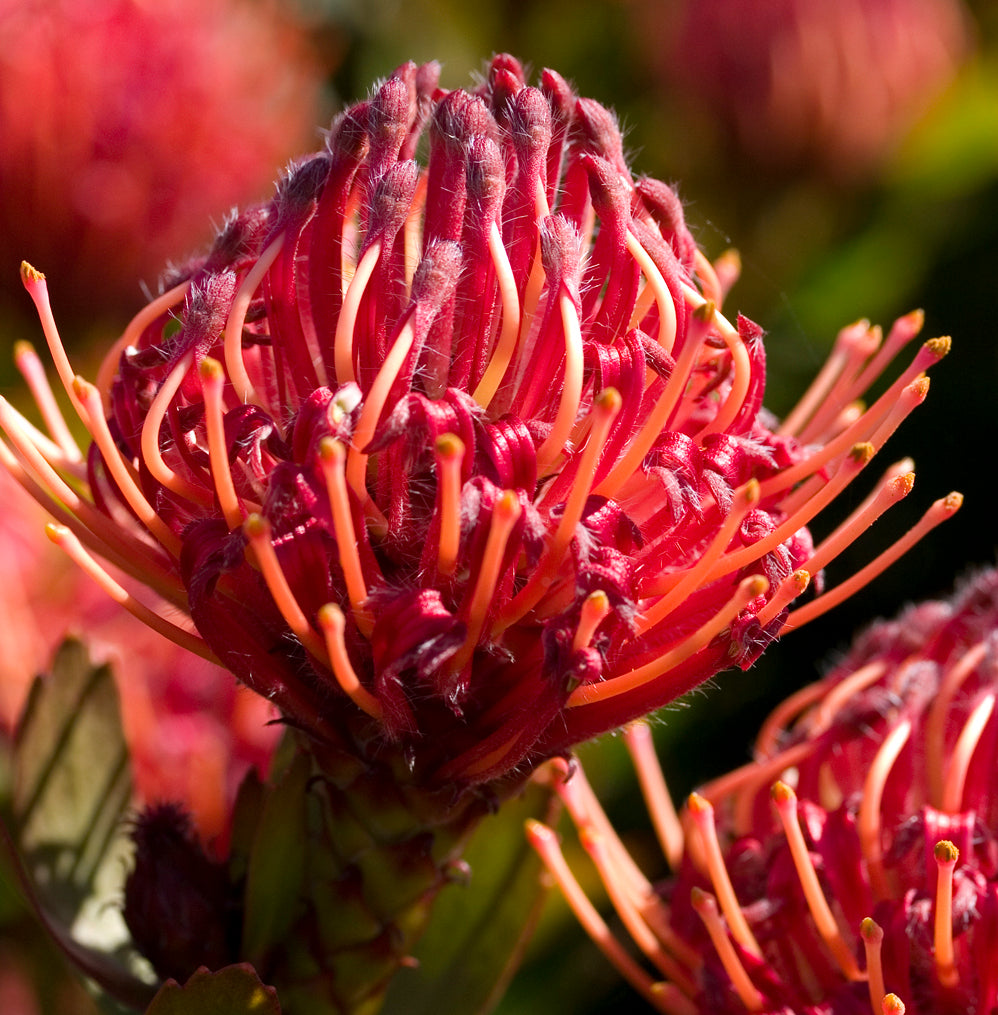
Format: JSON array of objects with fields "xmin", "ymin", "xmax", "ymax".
[
  {"xmin": 531, "ymin": 568, "xmax": 998, "ymax": 1014},
  {"xmin": 0, "ymin": 54, "xmax": 959, "ymax": 1011},
  {"xmin": 1, "ymin": 55, "xmax": 957, "ymax": 788}
]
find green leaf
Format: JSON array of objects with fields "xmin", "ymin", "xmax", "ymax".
[
  {"xmin": 3, "ymin": 638, "xmax": 155, "ymax": 1010},
  {"xmin": 380, "ymin": 778, "xmax": 558, "ymax": 1015},
  {"xmin": 144, "ymin": 965, "xmax": 281, "ymax": 1015}
]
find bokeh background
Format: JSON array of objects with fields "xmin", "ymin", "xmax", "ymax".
[{"xmin": 2, "ymin": 0, "xmax": 997, "ymax": 1011}]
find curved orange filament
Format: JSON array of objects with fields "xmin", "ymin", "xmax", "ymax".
[
  {"xmin": 316, "ymin": 603, "xmax": 383, "ymax": 720},
  {"xmin": 696, "ymin": 314, "xmax": 752, "ymax": 438},
  {"xmin": 223, "ymin": 232, "xmax": 285, "ymax": 404},
  {"xmin": 771, "ymin": 781, "xmax": 862, "ymax": 980},
  {"xmin": 690, "ymin": 888, "xmax": 764, "ymax": 1011},
  {"xmin": 13, "ymin": 341, "xmax": 81, "ymax": 463},
  {"xmin": 783, "ymin": 492, "xmax": 962, "ymax": 632},
  {"xmin": 200, "ymin": 357, "xmax": 244, "ymax": 530},
  {"xmin": 637, "ymin": 478, "xmax": 760, "ymax": 622},
  {"xmin": 941, "ymin": 692, "xmax": 995, "ymax": 815},
  {"xmin": 95, "ymin": 279, "xmax": 192, "ymax": 407},
  {"xmin": 433, "ymin": 433, "xmax": 465, "ymax": 578},
  {"xmin": 243, "ymin": 513, "xmax": 329, "ymax": 664},
  {"xmin": 568, "ymin": 574, "xmax": 769, "ymax": 709},
  {"xmin": 45, "ymin": 524, "xmax": 215, "ymax": 662},
  {"xmin": 139, "ymin": 349, "xmax": 213, "ymax": 506},
  {"xmin": 755, "ymin": 569, "xmax": 810, "ymax": 629},
  {"xmin": 625, "ymin": 722, "xmax": 684, "ymax": 872},
  {"xmin": 317, "ymin": 437, "xmax": 374, "ymax": 638},
  {"xmin": 74, "ymin": 378, "xmax": 182, "ymax": 556},
  {"xmin": 335, "ymin": 239, "xmax": 381, "ymax": 386},
  {"xmin": 526, "ymin": 821, "xmax": 683, "ymax": 1014},
  {"xmin": 625, "ymin": 230, "xmax": 678, "ymax": 353},
  {"xmin": 933, "ymin": 840, "xmax": 959, "ymax": 988},
  {"xmin": 536, "ymin": 292, "xmax": 585, "ymax": 473},
  {"xmin": 858, "ymin": 719, "xmax": 912, "ymax": 900},
  {"xmin": 471, "ymin": 221, "xmax": 523, "ymax": 408},
  {"xmin": 861, "ymin": 918, "xmax": 886, "ymax": 1015}
]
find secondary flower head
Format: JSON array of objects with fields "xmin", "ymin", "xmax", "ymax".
[
  {"xmin": 1, "ymin": 55, "xmax": 956, "ymax": 791},
  {"xmin": 533, "ymin": 568, "xmax": 998, "ymax": 1014}
]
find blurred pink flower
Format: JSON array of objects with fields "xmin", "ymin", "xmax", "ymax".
[
  {"xmin": 645, "ymin": 0, "xmax": 970, "ymax": 178},
  {"xmin": 0, "ymin": 0, "xmax": 325, "ymax": 320},
  {"xmin": 532, "ymin": 568, "xmax": 998, "ymax": 1014}
]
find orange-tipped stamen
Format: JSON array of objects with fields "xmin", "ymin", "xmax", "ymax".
[
  {"xmin": 19, "ymin": 263, "xmax": 87, "ymax": 419},
  {"xmin": 451, "ymin": 490, "xmax": 522, "ymax": 673},
  {"xmin": 637, "ymin": 479, "xmax": 761, "ymax": 618},
  {"xmin": 625, "ymin": 722, "xmax": 684, "ymax": 871},
  {"xmin": 770, "ymin": 781, "xmax": 862, "ymax": 980},
  {"xmin": 783, "ymin": 492, "xmax": 963, "ymax": 631},
  {"xmin": 713, "ymin": 249, "xmax": 741, "ymax": 303},
  {"xmin": 346, "ymin": 315, "xmax": 417, "ymax": 519},
  {"xmin": 858, "ymin": 720, "xmax": 912, "ymax": 900},
  {"xmin": 536, "ymin": 293, "xmax": 585, "ymax": 473},
  {"xmin": 526, "ymin": 821, "xmax": 682, "ymax": 1014},
  {"xmin": 200, "ymin": 356, "xmax": 244, "ymax": 530},
  {"xmin": 778, "ymin": 319, "xmax": 871, "ymax": 439},
  {"xmin": 862, "ymin": 918, "xmax": 886, "ymax": 1015},
  {"xmin": 933, "ymin": 840, "xmax": 959, "ymax": 988},
  {"xmin": 316, "ymin": 603, "xmax": 382, "ymax": 720},
  {"xmin": 317, "ymin": 437, "xmax": 374, "ymax": 637},
  {"xmin": 472, "ymin": 221, "xmax": 522, "ymax": 408},
  {"xmin": 580, "ymin": 826, "xmax": 699, "ymax": 995},
  {"xmin": 13, "ymin": 341, "xmax": 82, "ymax": 463},
  {"xmin": 45, "ymin": 523, "xmax": 215, "ymax": 662},
  {"xmin": 925, "ymin": 641, "xmax": 986, "ymax": 809},
  {"xmin": 573, "ymin": 591, "xmax": 612, "ymax": 652},
  {"xmin": 755, "ymin": 569, "xmax": 810, "ymax": 629},
  {"xmin": 625, "ymin": 230, "xmax": 678, "ymax": 353},
  {"xmin": 223, "ymin": 233, "xmax": 284, "ymax": 404},
  {"xmin": 596, "ymin": 301, "xmax": 714, "ymax": 500},
  {"xmin": 802, "ymin": 469, "xmax": 914, "ymax": 578},
  {"xmin": 686, "ymin": 792, "xmax": 762, "ymax": 959},
  {"xmin": 74, "ymin": 377, "xmax": 182, "ymax": 555},
  {"xmin": 495, "ymin": 388, "xmax": 621, "ymax": 631},
  {"xmin": 941, "ymin": 692, "xmax": 995, "ymax": 815},
  {"xmin": 139, "ymin": 349, "xmax": 213, "ymax": 506},
  {"xmin": 243, "ymin": 513, "xmax": 329, "ymax": 663},
  {"xmin": 690, "ymin": 887, "xmax": 764, "ymax": 1011},
  {"xmin": 882, "ymin": 994, "xmax": 905, "ymax": 1015},
  {"xmin": 568, "ymin": 575, "xmax": 769, "ymax": 709},
  {"xmin": 706, "ymin": 443, "xmax": 875, "ymax": 585},
  {"xmin": 334, "ymin": 239, "xmax": 381, "ymax": 385},
  {"xmin": 433, "ymin": 433, "xmax": 465, "ymax": 578},
  {"xmin": 693, "ymin": 249, "xmax": 723, "ymax": 308},
  {"xmin": 95, "ymin": 279, "xmax": 192, "ymax": 406}
]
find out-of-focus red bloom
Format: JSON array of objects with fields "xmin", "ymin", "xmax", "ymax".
[
  {"xmin": 532, "ymin": 569, "xmax": 998, "ymax": 1014},
  {"xmin": 0, "ymin": 0, "xmax": 324, "ymax": 319},
  {"xmin": 646, "ymin": 0, "xmax": 970, "ymax": 178},
  {"xmin": 0, "ymin": 465, "xmax": 278, "ymax": 848},
  {"xmin": 1, "ymin": 55, "xmax": 955, "ymax": 792}
]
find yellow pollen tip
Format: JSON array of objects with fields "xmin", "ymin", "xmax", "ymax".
[
  {"xmin": 693, "ymin": 299, "xmax": 716, "ymax": 322},
  {"xmin": 770, "ymin": 780, "xmax": 795, "ymax": 805},
  {"xmin": 850, "ymin": 442, "xmax": 876, "ymax": 465},
  {"xmin": 435, "ymin": 432, "xmax": 465, "ymax": 459},
  {"xmin": 594, "ymin": 386, "xmax": 622, "ymax": 414},
  {"xmin": 934, "ymin": 839, "xmax": 959, "ymax": 865},
  {"xmin": 943, "ymin": 492, "xmax": 963, "ymax": 512},
  {"xmin": 687, "ymin": 791, "xmax": 712, "ymax": 816},
  {"xmin": 744, "ymin": 574, "xmax": 769, "ymax": 598},
  {"xmin": 925, "ymin": 336, "xmax": 951, "ymax": 359},
  {"xmin": 882, "ymin": 994, "xmax": 905, "ymax": 1015},
  {"xmin": 44, "ymin": 521, "xmax": 66, "ymax": 545},
  {"xmin": 243, "ymin": 512, "xmax": 269, "ymax": 540},
  {"xmin": 318, "ymin": 435, "xmax": 346, "ymax": 464},
  {"xmin": 199, "ymin": 356, "xmax": 225, "ymax": 382},
  {"xmin": 20, "ymin": 261, "xmax": 45, "ymax": 284},
  {"xmin": 743, "ymin": 478, "xmax": 761, "ymax": 507},
  {"xmin": 861, "ymin": 917, "xmax": 883, "ymax": 943}
]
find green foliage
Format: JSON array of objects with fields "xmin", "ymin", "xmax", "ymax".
[{"xmin": 144, "ymin": 965, "xmax": 282, "ymax": 1015}]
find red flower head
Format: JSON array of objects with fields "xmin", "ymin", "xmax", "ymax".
[
  {"xmin": 2, "ymin": 55, "xmax": 956, "ymax": 792},
  {"xmin": 533, "ymin": 568, "xmax": 998, "ymax": 1014}
]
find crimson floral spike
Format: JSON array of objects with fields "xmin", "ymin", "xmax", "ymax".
[
  {"xmin": 533, "ymin": 568, "xmax": 998, "ymax": 1015},
  {"xmin": 1, "ymin": 56, "xmax": 956, "ymax": 789}
]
